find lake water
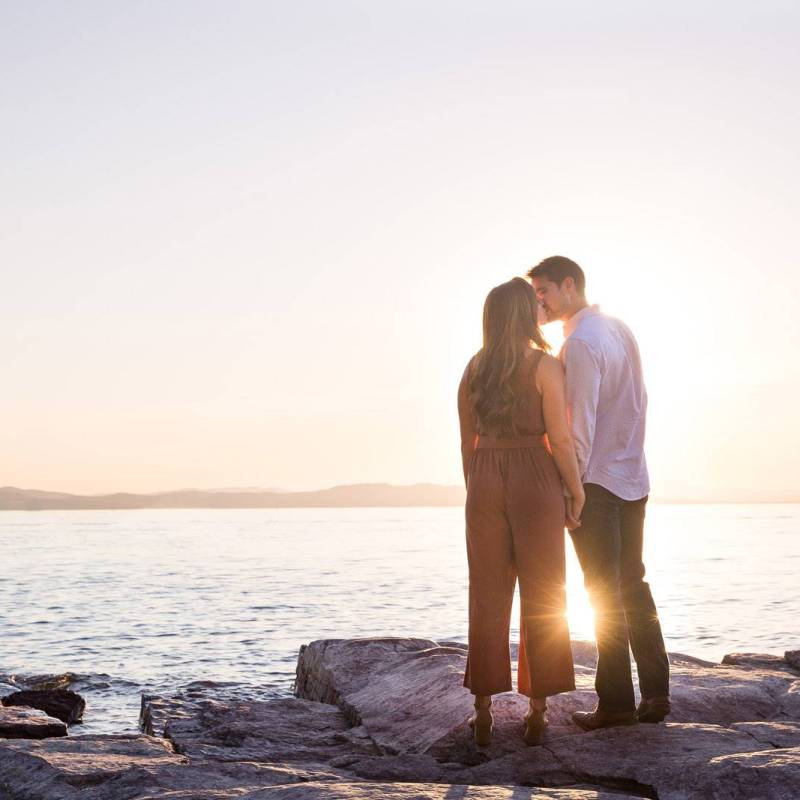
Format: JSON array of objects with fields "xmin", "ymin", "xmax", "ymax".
[{"xmin": 1, "ymin": 505, "xmax": 798, "ymax": 734}]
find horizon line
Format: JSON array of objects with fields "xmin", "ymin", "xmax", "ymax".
[{"xmin": 1, "ymin": 483, "xmax": 798, "ymax": 507}]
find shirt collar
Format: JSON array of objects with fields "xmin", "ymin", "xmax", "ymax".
[{"xmin": 563, "ymin": 304, "xmax": 601, "ymax": 338}]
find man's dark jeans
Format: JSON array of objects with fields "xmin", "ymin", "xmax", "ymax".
[{"xmin": 570, "ymin": 483, "xmax": 670, "ymax": 712}]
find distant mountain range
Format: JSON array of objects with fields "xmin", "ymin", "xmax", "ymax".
[
  {"xmin": 0, "ymin": 484, "xmax": 467, "ymax": 510},
  {"xmin": 1, "ymin": 485, "xmax": 795, "ymax": 510}
]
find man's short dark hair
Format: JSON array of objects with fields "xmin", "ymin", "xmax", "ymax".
[{"xmin": 527, "ymin": 256, "xmax": 586, "ymax": 294}]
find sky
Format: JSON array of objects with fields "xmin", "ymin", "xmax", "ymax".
[{"xmin": 2, "ymin": 1, "xmax": 799, "ymax": 499}]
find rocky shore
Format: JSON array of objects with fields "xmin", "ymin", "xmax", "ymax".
[{"xmin": 2, "ymin": 638, "xmax": 799, "ymax": 799}]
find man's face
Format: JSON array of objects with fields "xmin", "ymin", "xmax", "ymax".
[{"xmin": 531, "ymin": 276, "xmax": 571, "ymax": 322}]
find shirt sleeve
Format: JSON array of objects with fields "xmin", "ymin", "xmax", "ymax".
[{"xmin": 562, "ymin": 337, "xmax": 601, "ymax": 479}]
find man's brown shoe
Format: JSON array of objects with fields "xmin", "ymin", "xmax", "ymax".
[
  {"xmin": 572, "ymin": 708, "xmax": 638, "ymax": 731},
  {"xmin": 636, "ymin": 695, "xmax": 671, "ymax": 723}
]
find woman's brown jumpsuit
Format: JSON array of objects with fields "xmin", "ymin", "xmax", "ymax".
[{"xmin": 458, "ymin": 350, "xmax": 575, "ymax": 698}]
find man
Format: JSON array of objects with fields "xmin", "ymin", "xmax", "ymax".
[{"xmin": 528, "ymin": 255, "xmax": 670, "ymax": 731}]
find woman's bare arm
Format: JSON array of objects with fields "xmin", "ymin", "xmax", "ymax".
[
  {"xmin": 536, "ymin": 354, "xmax": 585, "ymax": 527},
  {"xmin": 457, "ymin": 361, "xmax": 478, "ymax": 487}
]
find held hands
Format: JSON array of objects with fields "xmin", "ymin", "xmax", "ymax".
[{"xmin": 565, "ymin": 488, "xmax": 585, "ymax": 531}]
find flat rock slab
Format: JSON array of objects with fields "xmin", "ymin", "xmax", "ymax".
[
  {"xmin": 295, "ymin": 639, "xmax": 593, "ymax": 758},
  {"xmin": 2, "ymin": 688, "xmax": 86, "ymax": 724},
  {"xmin": 678, "ymin": 746, "xmax": 800, "ymax": 800},
  {"xmin": 731, "ymin": 721, "xmax": 800, "ymax": 748},
  {"xmin": 0, "ymin": 705, "xmax": 67, "ymax": 739},
  {"xmin": 664, "ymin": 659, "xmax": 800, "ymax": 726},
  {"xmin": 335, "ymin": 643, "xmax": 476, "ymax": 755},
  {"xmin": 290, "ymin": 637, "xmax": 800, "ymax": 796},
  {"xmin": 457, "ymin": 723, "xmax": 800, "ymax": 799},
  {"xmin": 139, "ymin": 687, "xmax": 598, "ymax": 790},
  {"xmin": 100, "ymin": 760, "xmax": 356, "ymax": 800},
  {"xmin": 0, "ymin": 734, "xmax": 350, "ymax": 799},
  {"xmin": 295, "ymin": 638, "xmax": 800, "ymax": 760},
  {"xmin": 295, "ymin": 637, "xmax": 442, "ymax": 712},
  {"xmin": 545, "ymin": 723, "xmax": 765, "ymax": 797},
  {"xmin": 11, "ymin": 636, "xmax": 798, "ymax": 800},
  {"xmin": 0, "ymin": 735, "xmax": 622, "ymax": 800},
  {"xmin": 130, "ymin": 784, "xmax": 628, "ymax": 800},
  {"xmin": 0, "ymin": 734, "xmax": 182, "ymax": 798},
  {"xmin": 154, "ymin": 695, "xmax": 379, "ymax": 764}
]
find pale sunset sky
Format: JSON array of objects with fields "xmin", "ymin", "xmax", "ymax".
[{"xmin": 2, "ymin": 1, "xmax": 799, "ymax": 500}]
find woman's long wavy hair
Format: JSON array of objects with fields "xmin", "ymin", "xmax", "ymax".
[{"xmin": 468, "ymin": 277, "xmax": 550, "ymax": 437}]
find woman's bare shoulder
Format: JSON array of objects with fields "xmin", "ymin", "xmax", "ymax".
[
  {"xmin": 535, "ymin": 352, "xmax": 564, "ymax": 384},
  {"xmin": 537, "ymin": 352, "xmax": 562, "ymax": 370}
]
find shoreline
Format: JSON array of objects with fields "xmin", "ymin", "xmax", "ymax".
[
  {"xmin": 2, "ymin": 635, "xmax": 797, "ymax": 738},
  {"xmin": 2, "ymin": 637, "xmax": 799, "ymax": 799}
]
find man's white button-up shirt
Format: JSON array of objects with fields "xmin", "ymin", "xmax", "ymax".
[{"xmin": 559, "ymin": 305, "xmax": 650, "ymax": 501}]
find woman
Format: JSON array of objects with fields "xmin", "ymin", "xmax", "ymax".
[{"xmin": 458, "ymin": 276, "xmax": 584, "ymax": 747}]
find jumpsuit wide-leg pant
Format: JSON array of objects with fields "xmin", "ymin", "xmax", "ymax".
[{"xmin": 463, "ymin": 438, "xmax": 576, "ymax": 698}]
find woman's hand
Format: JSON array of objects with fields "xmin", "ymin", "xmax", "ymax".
[
  {"xmin": 565, "ymin": 488, "xmax": 585, "ymax": 531},
  {"xmin": 538, "ymin": 355, "xmax": 586, "ymax": 530}
]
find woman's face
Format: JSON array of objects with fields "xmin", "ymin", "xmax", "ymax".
[
  {"xmin": 536, "ymin": 299, "xmax": 550, "ymax": 326},
  {"xmin": 531, "ymin": 276, "xmax": 570, "ymax": 322}
]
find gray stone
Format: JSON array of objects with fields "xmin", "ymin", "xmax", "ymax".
[
  {"xmin": 7, "ymin": 636, "xmax": 800, "ymax": 799},
  {"xmin": 670, "ymin": 746, "xmax": 800, "ymax": 800},
  {"xmin": 291, "ymin": 637, "xmax": 800, "ymax": 795},
  {"xmin": 139, "ymin": 691, "xmax": 202, "ymax": 737},
  {"xmin": 722, "ymin": 652, "xmax": 796, "ymax": 672},
  {"xmin": 329, "ymin": 752, "xmax": 452, "ymax": 783},
  {"xmin": 424, "ymin": 689, "xmax": 595, "ymax": 767},
  {"xmin": 296, "ymin": 638, "xmax": 800, "ymax": 761},
  {"xmin": 294, "ymin": 639, "xmax": 597, "ymax": 759},
  {"xmin": 135, "ymin": 784, "xmax": 625, "ymax": 800},
  {"xmin": 732, "ymin": 721, "xmax": 800, "ymax": 748},
  {"xmin": 5, "ymin": 730, "xmax": 622, "ymax": 800},
  {"xmin": 665, "ymin": 659, "xmax": 800, "ymax": 725},
  {"xmin": 11, "ymin": 672, "xmax": 76, "ymax": 691},
  {"xmin": 545, "ymin": 723, "xmax": 764, "ymax": 797},
  {"xmin": 159, "ymin": 695, "xmax": 378, "ymax": 763},
  {"xmin": 2, "ymin": 688, "xmax": 86, "ymax": 724},
  {"xmin": 99, "ymin": 760, "xmax": 350, "ymax": 800},
  {"xmin": 0, "ymin": 734, "xmax": 346, "ymax": 799},
  {"xmin": 0, "ymin": 734, "xmax": 183, "ymax": 797},
  {"xmin": 455, "ymin": 743, "xmax": 574, "ymax": 788},
  {"xmin": 294, "ymin": 637, "xmax": 443, "ymax": 716},
  {"xmin": 0, "ymin": 705, "xmax": 67, "ymax": 739},
  {"xmin": 785, "ymin": 650, "xmax": 800, "ymax": 671},
  {"xmin": 329, "ymin": 642, "xmax": 475, "ymax": 755}
]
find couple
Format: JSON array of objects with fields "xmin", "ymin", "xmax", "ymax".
[{"xmin": 457, "ymin": 256, "xmax": 670, "ymax": 747}]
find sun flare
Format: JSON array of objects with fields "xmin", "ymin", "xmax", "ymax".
[{"xmin": 566, "ymin": 542, "xmax": 596, "ymax": 641}]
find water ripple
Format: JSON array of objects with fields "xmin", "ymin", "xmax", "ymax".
[{"xmin": 0, "ymin": 505, "xmax": 797, "ymax": 735}]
